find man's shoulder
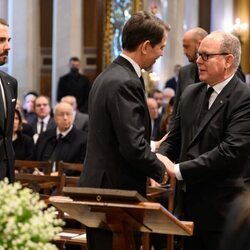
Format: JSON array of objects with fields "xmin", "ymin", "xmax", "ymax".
[
  {"xmin": 0, "ymin": 70, "xmax": 17, "ymax": 83},
  {"xmin": 76, "ymin": 111, "xmax": 88, "ymax": 120},
  {"xmin": 179, "ymin": 63, "xmax": 197, "ymax": 74}
]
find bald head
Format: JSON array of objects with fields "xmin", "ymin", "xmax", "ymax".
[
  {"xmin": 61, "ymin": 95, "xmax": 77, "ymax": 111},
  {"xmin": 183, "ymin": 27, "xmax": 208, "ymax": 63},
  {"xmin": 147, "ymin": 98, "xmax": 158, "ymax": 120},
  {"xmin": 197, "ymin": 31, "xmax": 240, "ymax": 86}
]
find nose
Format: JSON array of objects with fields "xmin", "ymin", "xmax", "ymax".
[
  {"xmin": 196, "ymin": 55, "xmax": 202, "ymax": 64},
  {"xmin": 4, "ymin": 40, "xmax": 11, "ymax": 51}
]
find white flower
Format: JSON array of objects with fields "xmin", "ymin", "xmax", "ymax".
[{"xmin": 0, "ymin": 178, "xmax": 64, "ymax": 250}]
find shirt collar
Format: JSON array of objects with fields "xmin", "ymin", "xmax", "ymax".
[
  {"xmin": 38, "ymin": 115, "xmax": 50, "ymax": 124},
  {"xmin": 120, "ymin": 53, "xmax": 141, "ymax": 77},
  {"xmin": 56, "ymin": 125, "xmax": 73, "ymax": 138},
  {"xmin": 208, "ymin": 73, "xmax": 234, "ymax": 94}
]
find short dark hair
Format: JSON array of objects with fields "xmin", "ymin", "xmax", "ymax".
[
  {"xmin": 122, "ymin": 11, "xmax": 170, "ymax": 52},
  {"xmin": 69, "ymin": 57, "xmax": 80, "ymax": 62},
  {"xmin": 15, "ymin": 109, "xmax": 23, "ymax": 132},
  {"xmin": 0, "ymin": 18, "xmax": 9, "ymax": 27},
  {"xmin": 24, "ymin": 91, "xmax": 38, "ymax": 99}
]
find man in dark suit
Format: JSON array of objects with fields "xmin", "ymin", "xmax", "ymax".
[
  {"xmin": 79, "ymin": 11, "xmax": 170, "ymax": 250},
  {"xmin": 165, "ymin": 64, "xmax": 181, "ymax": 92},
  {"xmin": 147, "ymin": 97, "xmax": 162, "ymax": 141},
  {"xmin": 0, "ymin": 18, "xmax": 17, "ymax": 182},
  {"xmin": 57, "ymin": 57, "xmax": 91, "ymax": 113},
  {"xmin": 169, "ymin": 28, "xmax": 208, "ymax": 129},
  {"xmin": 158, "ymin": 31, "xmax": 250, "ymax": 250},
  {"xmin": 34, "ymin": 102, "xmax": 87, "ymax": 168},
  {"xmin": 170, "ymin": 28, "xmax": 245, "ymax": 130},
  {"xmin": 30, "ymin": 95, "xmax": 56, "ymax": 143}
]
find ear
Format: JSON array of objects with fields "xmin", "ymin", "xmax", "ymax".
[
  {"xmin": 196, "ymin": 39, "xmax": 203, "ymax": 47},
  {"xmin": 141, "ymin": 40, "xmax": 151, "ymax": 55},
  {"xmin": 224, "ymin": 54, "xmax": 234, "ymax": 69}
]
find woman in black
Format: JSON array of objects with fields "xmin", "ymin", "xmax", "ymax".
[{"xmin": 12, "ymin": 109, "xmax": 34, "ymax": 160}]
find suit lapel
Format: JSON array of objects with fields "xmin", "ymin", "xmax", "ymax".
[
  {"xmin": 188, "ymin": 76, "xmax": 238, "ymax": 148},
  {"xmin": 0, "ymin": 74, "xmax": 12, "ymax": 133}
]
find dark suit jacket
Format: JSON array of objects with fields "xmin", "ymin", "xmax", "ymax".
[
  {"xmin": 151, "ymin": 116, "xmax": 162, "ymax": 141},
  {"xmin": 30, "ymin": 116, "xmax": 56, "ymax": 134},
  {"xmin": 160, "ymin": 75, "xmax": 250, "ymax": 231},
  {"xmin": 13, "ymin": 132, "xmax": 34, "ymax": 160},
  {"xmin": 165, "ymin": 76, "xmax": 177, "ymax": 92},
  {"xmin": 57, "ymin": 72, "xmax": 91, "ymax": 113},
  {"xmin": 79, "ymin": 56, "xmax": 165, "ymax": 196},
  {"xmin": 0, "ymin": 70, "xmax": 17, "ymax": 182},
  {"xmin": 74, "ymin": 111, "xmax": 88, "ymax": 132},
  {"xmin": 170, "ymin": 63, "xmax": 246, "ymax": 130},
  {"xmin": 34, "ymin": 126, "xmax": 87, "ymax": 163}
]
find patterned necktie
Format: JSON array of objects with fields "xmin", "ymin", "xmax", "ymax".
[{"xmin": 198, "ymin": 87, "xmax": 214, "ymax": 125}]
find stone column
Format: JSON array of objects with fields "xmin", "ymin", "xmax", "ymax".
[
  {"xmin": 8, "ymin": 0, "xmax": 41, "ymax": 100},
  {"xmin": 211, "ymin": 0, "xmax": 233, "ymax": 31},
  {"xmin": 52, "ymin": 0, "xmax": 83, "ymax": 106}
]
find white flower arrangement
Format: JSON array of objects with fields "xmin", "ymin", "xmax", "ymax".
[{"xmin": 0, "ymin": 179, "xmax": 64, "ymax": 250}]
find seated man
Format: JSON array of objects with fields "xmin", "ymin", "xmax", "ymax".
[
  {"xmin": 31, "ymin": 95, "xmax": 56, "ymax": 143},
  {"xmin": 61, "ymin": 95, "xmax": 89, "ymax": 132},
  {"xmin": 33, "ymin": 102, "xmax": 87, "ymax": 175}
]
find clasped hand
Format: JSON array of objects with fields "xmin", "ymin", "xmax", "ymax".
[{"xmin": 156, "ymin": 153, "xmax": 175, "ymax": 178}]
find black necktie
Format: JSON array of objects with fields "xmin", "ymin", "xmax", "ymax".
[
  {"xmin": 0, "ymin": 85, "xmax": 5, "ymax": 130},
  {"xmin": 39, "ymin": 120, "xmax": 44, "ymax": 134},
  {"xmin": 140, "ymin": 76, "xmax": 145, "ymax": 91},
  {"xmin": 198, "ymin": 87, "xmax": 214, "ymax": 125},
  {"xmin": 50, "ymin": 134, "xmax": 63, "ymax": 162}
]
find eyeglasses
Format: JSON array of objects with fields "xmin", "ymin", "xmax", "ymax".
[{"xmin": 197, "ymin": 52, "xmax": 229, "ymax": 61}]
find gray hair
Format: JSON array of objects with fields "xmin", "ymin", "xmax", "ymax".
[{"xmin": 213, "ymin": 31, "xmax": 241, "ymax": 69}]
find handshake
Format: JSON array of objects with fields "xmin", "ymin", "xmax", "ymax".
[{"xmin": 156, "ymin": 153, "xmax": 175, "ymax": 185}]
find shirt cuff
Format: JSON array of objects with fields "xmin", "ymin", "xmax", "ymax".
[
  {"xmin": 150, "ymin": 140, "xmax": 156, "ymax": 152},
  {"xmin": 174, "ymin": 163, "xmax": 183, "ymax": 180}
]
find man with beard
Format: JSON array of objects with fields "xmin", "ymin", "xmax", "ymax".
[
  {"xmin": 79, "ymin": 11, "xmax": 170, "ymax": 250},
  {"xmin": 0, "ymin": 18, "xmax": 17, "ymax": 182}
]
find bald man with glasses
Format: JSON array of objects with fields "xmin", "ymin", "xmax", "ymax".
[{"xmin": 158, "ymin": 31, "xmax": 250, "ymax": 250}]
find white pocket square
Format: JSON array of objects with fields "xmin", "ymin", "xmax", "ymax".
[{"xmin": 12, "ymin": 98, "xmax": 16, "ymax": 102}]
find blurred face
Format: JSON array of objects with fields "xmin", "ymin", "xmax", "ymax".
[
  {"xmin": 153, "ymin": 92, "xmax": 163, "ymax": 108},
  {"xmin": 23, "ymin": 94, "xmax": 36, "ymax": 112},
  {"xmin": 162, "ymin": 88, "xmax": 175, "ymax": 106},
  {"xmin": 69, "ymin": 60, "xmax": 80, "ymax": 71},
  {"xmin": 61, "ymin": 96, "xmax": 77, "ymax": 111},
  {"xmin": 35, "ymin": 96, "xmax": 51, "ymax": 119},
  {"xmin": 147, "ymin": 99, "xmax": 158, "ymax": 120},
  {"xmin": 142, "ymin": 30, "xmax": 167, "ymax": 70},
  {"xmin": 182, "ymin": 32, "xmax": 199, "ymax": 63},
  {"xmin": 0, "ymin": 24, "xmax": 11, "ymax": 66},
  {"xmin": 13, "ymin": 112, "xmax": 20, "ymax": 133},
  {"xmin": 54, "ymin": 103, "xmax": 74, "ymax": 132},
  {"xmin": 197, "ymin": 37, "xmax": 229, "ymax": 86}
]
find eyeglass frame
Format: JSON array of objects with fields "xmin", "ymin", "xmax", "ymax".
[{"xmin": 197, "ymin": 52, "xmax": 229, "ymax": 61}]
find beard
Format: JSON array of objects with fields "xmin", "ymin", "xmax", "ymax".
[{"xmin": 0, "ymin": 52, "xmax": 8, "ymax": 65}]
